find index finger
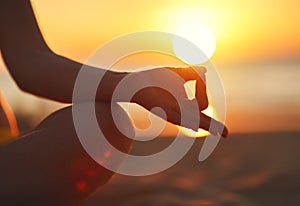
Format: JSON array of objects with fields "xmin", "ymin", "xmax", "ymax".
[
  {"xmin": 193, "ymin": 66, "xmax": 209, "ymax": 111},
  {"xmin": 168, "ymin": 66, "xmax": 208, "ymax": 110}
]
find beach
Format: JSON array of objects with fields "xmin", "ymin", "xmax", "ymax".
[{"xmin": 82, "ymin": 131, "xmax": 300, "ymax": 206}]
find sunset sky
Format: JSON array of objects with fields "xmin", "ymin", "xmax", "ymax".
[
  {"xmin": 0, "ymin": 0, "xmax": 299, "ymax": 135},
  {"xmin": 29, "ymin": 0, "xmax": 300, "ymax": 63}
]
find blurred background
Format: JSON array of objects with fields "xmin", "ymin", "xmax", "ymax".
[
  {"xmin": 0, "ymin": 0, "xmax": 299, "ymax": 134},
  {"xmin": 1, "ymin": 1, "xmax": 300, "ymax": 205}
]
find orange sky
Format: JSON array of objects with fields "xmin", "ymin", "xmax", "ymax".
[
  {"xmin": 1, "ymin": 0, "xmax": 299, "ymax": 135},
  {"xmin": 31, "ymin": 0, "xmax": 300, "ymax": 64}
]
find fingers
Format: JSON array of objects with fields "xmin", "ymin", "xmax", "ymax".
[
  {"xmin": 189, "ymin": 66, "xmax": 209, "ymax": 110},
  {"xmin": 158, "ymin": 98, "xmax": 199, "ymax": 132},
  {"xmin": 195, "ymin": 78, "xmax": 208, "ymax": 110},
  {"xmin": 168, "ymin": 66, "xmax": 209, "ymax": 111},
  {"xmin": 144, "ymin": 67, "xmax": 228, "ymax": 137},
  {"xmin": 199, "ymin": 112, "xmax": 229, "ymax": 138},
  {"xmin": 166, "ymin": 66, "xmax": 206, "ymax": 82},
  {"xmin": 164, "ymin": 98, "xmax": 228, "ymax": 138},
  {"xmin": 166, "ymin": 108, "xmax": 228, "ymax": 138},
  {"xmin": 149, "ymin": 98, "xmax": 228, "ymax": 138},
  {"xmin": 171, "ymin": 101, "xmax": 227, "ymax": 137}
]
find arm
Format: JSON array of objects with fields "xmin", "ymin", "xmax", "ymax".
[
  {"xmin": 0, "ymin": 0, "xmax": 228, "ymax": 137},
  {"xmin": 0, "ymin": 0, "xmax": 123, "ymax": 103}
]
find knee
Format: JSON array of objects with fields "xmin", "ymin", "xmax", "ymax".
[
  {"xmin": 32, "ymin": 101, "xmax": 135, "ymax": 203},
  {"xmin": 94, "ymin": 101, "xmax": 135, "ymax": 154}
]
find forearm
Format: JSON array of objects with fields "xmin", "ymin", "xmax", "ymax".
[
  {"xmin": 1, "ymin": 0, "xmax": 129, "ymax": 103},
  {"xmin": 2, "ymin": 48, "xmax": 127, "ymax": 103}
]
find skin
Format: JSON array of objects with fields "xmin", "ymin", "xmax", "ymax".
[
  {"xmin": 0, "ymin": 0, "xmax": 228, "ymax": 205},
  {"xmin": 0, "ymin": 102, "xmax": 134, "ymax": 205},
  {"xmin": 0, "ymin": 0, "xmax": 228, "ymax": 136}
]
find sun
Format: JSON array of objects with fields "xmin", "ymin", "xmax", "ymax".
[{"xmin": 173, "ymin": 22, "xmax": 216, "ymax": 64}]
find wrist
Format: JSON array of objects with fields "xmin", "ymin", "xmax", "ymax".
[{"xmin": 96, "ymin": 71, "xmax": 128, "ymax": 101}]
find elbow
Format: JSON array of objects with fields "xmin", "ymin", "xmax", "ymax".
[
  {"xmin": 11, "ymin": 71, "xmax": 37, "ymax": 95},
  {"xmin": 14, "ymin": 78, "xmax": 32, "ymax": 94},
  {"xmin": 5, "ymin": 60, "xmax": 40, "ymax": 97},
  {"xmin": 2, "ymin": 50, "xmax": 36, "ymax": 93}
]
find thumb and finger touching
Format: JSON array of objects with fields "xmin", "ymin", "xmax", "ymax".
[
  {"xmin": 168, "ymin": 66, "xmax": 228, "ymax": 137},
  {"xmin": 135, "ymin": 66, "xmax": 228, "ymax": 138}
]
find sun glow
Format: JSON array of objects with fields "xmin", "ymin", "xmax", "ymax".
[
  {"xmin": 179, "ymin": 81, "xmax": 219, "ymax": 138},
  {"xmin": 166, "ymin": 7, "xmax": 221, "ymax": 65},
  {"xmin": 170, "ymin": 8, "xmax": 220, "ymax": 137},
  {"xmin": 179, "ymin": 104, "xmax": 218, "ymax": 138},
  {"xmin": 173, "ymin": 22, "xmax": 217, "ymax": 64}
]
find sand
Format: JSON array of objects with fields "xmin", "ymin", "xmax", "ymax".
[{"xmin": 82, "ymin": 131, "xmax": 300, "ymax": 206}]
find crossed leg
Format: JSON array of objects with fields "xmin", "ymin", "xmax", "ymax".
[{"xmin": 0, "ymin": 101, "xmax": 134, "ymax": 205}]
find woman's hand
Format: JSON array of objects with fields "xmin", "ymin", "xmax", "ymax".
[{"xmin": 126, "ymin": 66, "xmax": 228, "ymax": 138}]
